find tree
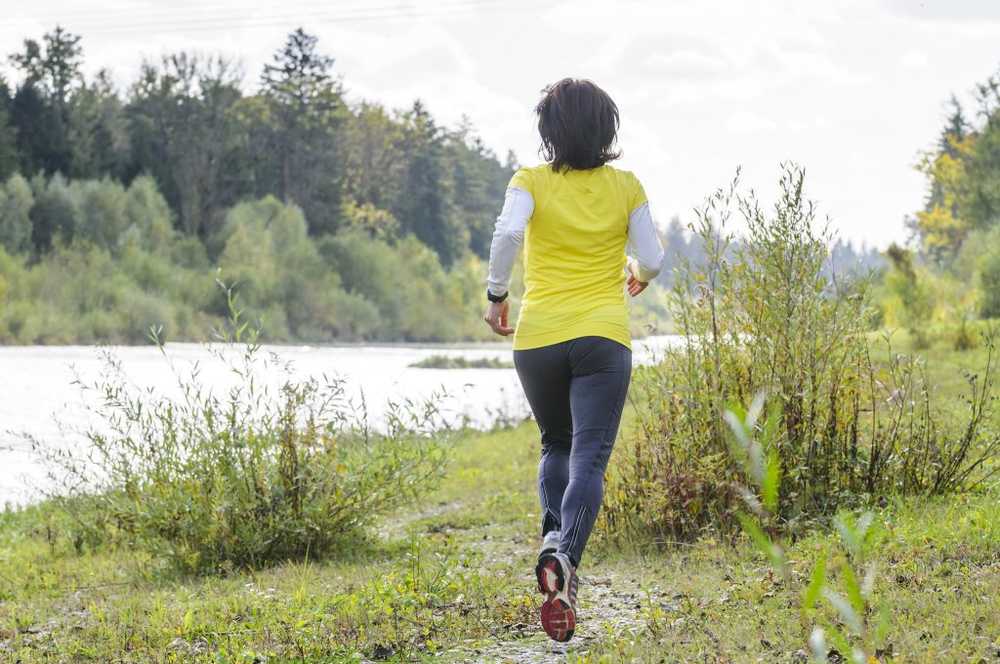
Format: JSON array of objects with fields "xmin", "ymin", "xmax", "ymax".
[
  {"xmin": 0, "ymin": 78, "xmax": 18, "ymax": 180},
  {"xmin": 126, "ymin": 54, "xmax": 244, "ymax": 239},
  {"xmin": 29, "ymin": 173, "xmax": 77, "ymax": 252},
  {"xmin": 0, "ymin": 174, "xmax": 34, "ymax": 254},
  {"xmin": 446, "ymin": 116, "xmax": 511, "ymax": 258},
  {"xmin": 74, "ymin": 178, "xmax": 129, "ymax": 252},
  {"xmin": 8, "ymin": 26, "xmax": 83, "ymax": 176},
  {"xmin": 9, "ymin": 26, "xmax": 83, "ymax": 111},
  {"xmin": 394, "ymin": 100, "xmax": 463, "ymax": 266},
  {"xmin": 68, "ymin": 69, "xmax": 128, "ymax": 179},
  {"xmin": 913, "ymin": 72, "xmax": 1000, "ymax": 265},
  {"xmin": 958, "ymin": 76, "xmax": 1000, "ymax": 234},
  {"xmin": 10, "ymin": 82, "xmax": 70, "ymax": 176},
  {"xmin": 258, "ymin": 28, "xmax": 346, "ymax": 235},
  {"xmin": 341, "ymin": 102, "xmax": 405, "ymax": 210}
]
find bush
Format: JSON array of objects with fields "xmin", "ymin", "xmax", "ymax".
[
  {"xmin": 980, "ymin": 246, "xmax": 1000, "ymax": 319},
  {"xmin": 28, "ymin": 295, "xmax": 448, "ymax": 574},
  {"xmin": 602, "ymin": 165, "xmax": 1000, "ymax": 542},
  {"xmin": 884, "ymin": 244, "xmax": 934, "ymax": 348}
]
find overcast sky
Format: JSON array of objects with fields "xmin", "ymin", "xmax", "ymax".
[{"xmin": 5, "ymin": 0, "xmax": 1000, "ymax": 248}]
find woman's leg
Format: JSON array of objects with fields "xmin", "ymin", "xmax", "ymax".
[
  {"xmin": 513, "ymin": 342, "xmax": 573, "ymax": 538},
  {"xmin": 559, "ymin": 337, "xmax": 632, "ymax": 567}
]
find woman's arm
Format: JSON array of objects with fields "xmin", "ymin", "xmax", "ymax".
[
  {"xmin": 483, "ymin": 186, "xmax": 534, "ymax": 336},
  {"xmin": 625, "ymin": 202, "xmax": 665, "ymax": 297},
  {"xmin": 486, "ymin": 187, "xmax": 534, "ymax": 298},
  {"xmin": 626, "ymin": 202, "xmax": 665, "ymax": 283}
]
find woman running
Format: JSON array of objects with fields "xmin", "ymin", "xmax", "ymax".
[{"xmin": 483, "ymin": 78, "xmax": 664, "ymax": 642}]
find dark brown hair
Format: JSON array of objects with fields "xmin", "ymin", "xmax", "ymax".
[{"xmin": 535, "ymin": 78, "xmax": 621, "ymax": 172}]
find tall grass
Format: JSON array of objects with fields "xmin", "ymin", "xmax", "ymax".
[
  {"xmin": 26, "ymin": 287, "xmax": 449, "ymax": 574},
  {"xmin": 603, "ymin": 164, "xmax": 1000, "ymax": 542}
]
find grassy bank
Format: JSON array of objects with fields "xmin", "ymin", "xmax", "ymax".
[{"xmin": 2, "ymin": 347, "xmax": 999, "ymax": 663}]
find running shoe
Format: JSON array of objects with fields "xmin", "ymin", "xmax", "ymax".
[
  {"xmin": 539, "ymin": 530, "xmax": 560, "ymax": 557},
  {"xmin": 535, "ymin": 550, "xmax": 578, "ymax": 642}
]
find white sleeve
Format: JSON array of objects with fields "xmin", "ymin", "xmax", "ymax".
[
  {"xmin": 627, "ymin": 202, "xmax": 665, "ymax": 282},
  {"xmin": 486, "ymin": 187, "xmax": 534, "ymax": 296}
]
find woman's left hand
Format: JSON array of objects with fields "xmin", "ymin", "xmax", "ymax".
[
  {"xmin": 627, "ymin": 274, "xmax": 649, "ymax": 297},
  {"xmin": 626, "ymin": 258, "xmax": 649, "ymax": 297}
]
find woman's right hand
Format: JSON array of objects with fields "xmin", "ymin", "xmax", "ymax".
[{"xmin": 483, "ymin": 300, "xmax": 515, "ymax": 336}]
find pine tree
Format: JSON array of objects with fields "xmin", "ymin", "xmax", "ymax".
[
  {"xmin": 0, "ymin": 77, "xmax": 18, "ymax": 180},
  {"xmin": 395, "ymin": 100, "xmax": 464, "ymax": 267},
  {"xmin": 259, "ymin": 28, "xmax": 346, "ymax": 235},
  {"xmin": 8, "ymin": 27, "xmax": 83, "ymax": 176}
]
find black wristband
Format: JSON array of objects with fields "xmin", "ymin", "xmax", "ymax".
[{"xmin": 487, "ymin": 289, "xmax": 508, "ymax": 303}]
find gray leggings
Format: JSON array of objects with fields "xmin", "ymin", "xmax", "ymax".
[{"xmin": 513, "ymin": 336, "xmax": 632, "ymax": 567}]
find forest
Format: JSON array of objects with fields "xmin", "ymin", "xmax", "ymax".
[{"xmin": 0, "ymin": 26, "xmax": 518, "ymax": 343}]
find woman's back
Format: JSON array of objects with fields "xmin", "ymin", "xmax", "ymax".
[{"xmin": 511, "ymin": 163, "xmax": 647, "ymax": 351}]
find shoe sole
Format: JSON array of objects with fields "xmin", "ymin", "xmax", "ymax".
[
  {"xmin": 540, "ymin": 596, "xmax": 576, "ymax": 642},
  {"xmin": 535, "ymin": 553, "xmax": 576, "ymax": 642}
]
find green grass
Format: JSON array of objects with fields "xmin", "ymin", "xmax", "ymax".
[{"xmin": 2, "ymin": 345, "xmax": 999, "ymax": 662}]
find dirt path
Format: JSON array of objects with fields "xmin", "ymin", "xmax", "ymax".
[
  {"xmin": 449, "ymin": 571, "xmax": 670, "ymax": 664},
  {"xmin": 386, "ymin": 498, "xmax": 675, "ymax": 663}
]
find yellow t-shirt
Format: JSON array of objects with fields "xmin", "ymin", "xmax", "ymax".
[{"xmin": 510, "ymin": 163, "xmax": 647, "ymax": 351}]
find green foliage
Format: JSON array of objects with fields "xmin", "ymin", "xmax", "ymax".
[
  {"xmin": 0, "ymin": 81, "xmax": 18, "ymax": 179},
  {"xmin": 723, "ymin": 396, "xmax": 891, "ymax": 663},
  {"xmin": 256, "ymin": 27, "xmax": 347, "ymax": 236},
  {"xmin": 0, "ymin": 26, "xmax": 522, "ymax": 344},
  {"xmin": 0, "ymin": 171, "xmax": 508, "ymax": 344},
  {"xmin": 73, "ymin": 177, "xmax": 129, "ymax": 251},
  {"xmin": 317, "ymin": 230, "xmax": 487, "ymax": 342},
  {"xmin": 0, "ymin": 174, "xmax": 34, "ymax": 254},
  {"xmin": 28, "ymin": 172, "xmax": 77, "ymax": 252},
  {"xmin": 2, "ymin": 415, "xmax": 998, "ymax": 660},
  {"xmin": 884, "ymin": 244, "xmax": 934, "ymax": 348},
  {"xmin": 904, "ymin": 70, "xmax": 1000, "ymax": 332},
  {"xmin": 393, "ymin": 101, "xmax": 465, "ymax": 267},
  {"xmin": 27, "ymin": 294, "xmax": 448, "ymax": 574},
  {"xmin": 980, "ymin": 244, "xmax": 1000, "ymax": 319},
  {"xmin": 602, "ymin": 165, "xmax": 1000, "ymax": 543}
]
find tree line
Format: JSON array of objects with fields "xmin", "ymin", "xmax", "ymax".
[
  {"xmin": 879, "ymin": 66, "xmax": 1000, "ymax": 345},
  {"xmin": 0, "ymin": 26, "xmax": 517, "ymax": 343}
]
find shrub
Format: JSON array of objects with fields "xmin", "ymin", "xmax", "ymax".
[
  {"xmin": 980, "ymin": 245, "xmax": 1000, "ymax": 319},
  {"xmin": 73, "ymin": 178, "xmax": 129, "ymax": 252},
  {"xmin": 28, "ymin": 293, "xmax": 448, "ymax": 574},
  {"xmin": 602, "ymin": 165, "xmax": 1000, "ymax": 542},
  {"xmin": 884, "ymin": 244, "xmax": 934, "ymax": 348}
]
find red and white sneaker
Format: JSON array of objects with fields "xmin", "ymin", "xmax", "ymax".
[
  {"xmin": 539, "ymin": 530, "xmax": 560, "ymax": 558},
  {"xmin": 535, "ymin": 550, "xmax": 578, "ymax": 642}
]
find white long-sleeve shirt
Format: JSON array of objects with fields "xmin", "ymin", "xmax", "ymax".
[{"xmin": 486, "ymin": 187, "xmax": 665, "ymax": 297}]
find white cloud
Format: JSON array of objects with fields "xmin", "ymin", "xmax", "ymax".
[
  {"xmin": 900, "ymin": 50, "xmax": 929, "ymax": 69},
  {"xmin": 726, "ymin": 110, "xmax": 778, "ymax": 133}
]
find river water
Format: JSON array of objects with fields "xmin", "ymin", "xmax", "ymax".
[{"xmin": 0, "ymin": 336, "xmax": 678, "ymax": 505}]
